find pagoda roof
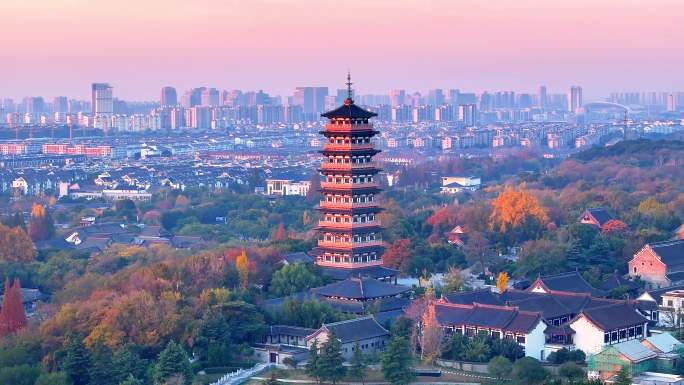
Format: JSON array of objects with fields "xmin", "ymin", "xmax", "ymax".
[
  {"xmin": 313, "ymin": 277, "xmax": 409, "ymax": 300},
  {"xmin": 322, "ymin": 99, "xmax": 377, "ymax": 119}
]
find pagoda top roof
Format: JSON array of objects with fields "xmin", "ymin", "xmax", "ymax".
[{"xmin": 321, "ymin": 98, "xmax": 377, "ymax": 119}]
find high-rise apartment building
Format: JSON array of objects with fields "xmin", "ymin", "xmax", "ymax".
[
  {"xmin": 568, "ymin": 85, "xmax": 582, "ymax": 113},
  {"xmin": 427, "ymin": 89, "xmax": 445, "ymax": 106},
  {"xmin": 292, "ymin": 87, "xmax": 328, "ymax": 119},
  {"xmin": 667, "ymin": 93, "xmax": 678, "ymax": 112},
  {"xmin": 91, "ymin": 83, "xmax": 113, "ymax": 129},
  {"xmin": 389, "ymin": 89, "xmax": 405, "ymax": 107},
  {"xmin": 201, "ymin": 88, "xmax": 220, "ymax": 106},
  {"xmin": 538, "ymin": 85, "xmax": 547, "ymax": 109},
  {"xmin": 160, "ymin": 86, "xmax": 177, "ymax": 107},
  {"xmin": 25, "ymin": 97, "xmax": 45, "ymax": 114},
  {"xmin": 53, "ymin": 96, "xmax": 68, "ymax": 113}
]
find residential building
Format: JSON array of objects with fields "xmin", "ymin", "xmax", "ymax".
[
  {"xmin": 265, "ymin": 179, "xmax": 311, "ymax": 197},
  {"xmin": 440, "ymin": 176, "xmax": 481, "ymax": 194},
  {"xmin": 579, "ymin": 208, "xmax": 615, "ymax": 229},
  {"xmin": 629, "ymin": 240, "xmax": 684, "ymax": 288},
  {"xmin": 92, "ymin": 83, "xmax": 114, "ymax": 129}
]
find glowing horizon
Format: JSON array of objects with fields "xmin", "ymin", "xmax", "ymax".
[{"xmin": 1, "ymin": 0, "xmax": 682, "ymax": 100}]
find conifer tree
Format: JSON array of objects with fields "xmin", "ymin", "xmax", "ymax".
[
  {"xmin": 0, "ymin": 278, "xmax": 27, "ymax": 336},
  {"xmin": 349, "ymin": 341, "xmax": 367, "ymax": 385},
  {"xmin": 306, "ymin": 340, "xmax": 321, "ymax": 384},
  {"xmin": 62, "ymin": 335, "xmax": 92, "ymax": 385},
  {"xmin": 153, "ymin": 341, "xmax": 193, "ymax": 385},
  {"xmin": 318, "ymin": 332, "xmax": 346, "ymax": 385},
  {"xmin": 381, "ymin": 336, "xmax": 415, "ymax": 385}
]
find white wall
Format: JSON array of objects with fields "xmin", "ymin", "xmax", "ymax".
[
  {"xmin": 571, "ymin": 315, "xmax": 604, "ymax": 355},
  {"xmin": 525, "ymin": 321, "xmax": 547, "ymax": 360}
]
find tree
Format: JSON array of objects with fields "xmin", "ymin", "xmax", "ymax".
[
  {"xmin": 306, "ymin": 340, "xmax": 321, "ymax": 384},
  {"xmin": 88, "ymin": 341, "xmax": 116, "ymax": 385},
  {"xmin": 381, "ymin": 337, "xmax": 415, "ymax": 385},
  {"xmin": 306, "ymin": 172, "xmax": 321, "ymax": 203},
  {"xmin": 383, "ymin": 239, "xmax": 413, "ymax": 273},
  {"xmin": 236, "ymin": 249, "xmax": 250, "ymax": 290},
  {"xmin": 420, "ymin": 302, "xmax": 443, "ymax": 364},
  {"xmin": 489, "ymin": 186, "xmax": 549, "ymax": 241},
  {"xmin": 112, "ymin": 345, "xmax": 147, "ymax": 385},
  {"xmin": 464, "ymin": 335, "xmax": 490, "ymax": 362},
  {"xmin": 349, "ymin": 342, "xmax": 368, "ymax": 385},
  {"xmin": 269, "ymin": 264, "xmax": 322, "ymax": 296},
  {"xmin": 35, "ymin": 372, "xmax": 70, "ymax": 385},
  {"xmin": 263, "ymin": 373, "xmax": 280, "ymax": 385},
  {"xmin": 28, "ymin": 203, "xmax": 53, "ymax": 241},
  {"xmin": 511, "ymin": 357, "xmax": 548, "ymax": 385},
  {"xmin": 515, "ymin": 239, "xmax": 566, "ymax": 278},
  {"xmin": 153, "ymin": 341, "xmax": 193, "ymax": 385},
  {"xmin": 464, "ymin": 232, "xmax": 492, "ymax": 275},
  {"xmin": 496, "ymin": 272, "xmax": 509, "ymax": 293},
  {"xmin": 0, "ymin": 224, "xmax": 36, "ymax": 263},
  {"xmin": 318, "ymin": 332, "xmax": 346, "ymax": 385},
  {"xmin": 272, "ymin": 224, "xmax": 287, "ymax": 241},
  {"xmin": 303, "ymin": 211, "xmax": 312, "ymax": 226},
  {"xmin": 614, "ymin": 366, "xmax": 631, "ymax": 385},
  {"xmin": 558, "ymin": 362, "xmax": 585, "ymax": 382},
  {"xmin": 442, "ymin": 266, "xmax": 465, "ymax": 293},
  {"xmin": 602, "ymin": 220, "xmax": 629, "ymax": 235},
  {"xmin": 488, "ymin": 356, "xmax": 512, "ymax": 381},
  {"xmin": 174, "ymin": 195, "xmax": 190, "ymax": 208},
  {"xmin": 0, "ymin": 279, "xmax": 28, "ymax": 336},
  {"xmin": 118, "ymin": 374, "xmax": 144, "ymax": 385},
  {"xmin": 62, "ymin": 336, "xmax": 91, "ymax": 385},
  {"xmin": 0, "ymin": 365, "xmax": 41, "ymax": 385}
]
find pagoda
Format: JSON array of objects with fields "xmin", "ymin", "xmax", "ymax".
[{"xmin": 313, "ymin": 74, "xmax": 397, "ymax": 281}]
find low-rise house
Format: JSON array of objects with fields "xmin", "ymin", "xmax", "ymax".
[
  {"xmin": 527, "ymin": 270, "xmax": 607, "ymax": 297},
  {"xmin": 266, "ymin": 179, "xmax": 311, "ymax": 197},
  {"xmin": 440, "ymin": 176, "xmax": 481, "ymax": 194},
  {"xmin": 579, "ymin": 207, "xmax": 615, "ymax": 229},
  {"xmin": 305, "ymin": 317, "xmax": 390, "ymax": 360},
  {"xmin": 445, "ymin": 225, "xmax": 467, "ymax": 247},
  {"xmin": 570, "ymin": 302, "xmax": 649, "ymax": 355},
  {"xmin": 629, "ymin": 240, "xmax": 684, "ymax": 288}
]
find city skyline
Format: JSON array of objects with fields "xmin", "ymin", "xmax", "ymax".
[{"xmin": 1, "ymin": 0, "xmax": 682, "ymax": 100}]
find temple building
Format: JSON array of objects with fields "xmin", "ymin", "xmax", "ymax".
[{"xmin": 313, "ymin": 73, "xmax": 398, "ymax": 281}]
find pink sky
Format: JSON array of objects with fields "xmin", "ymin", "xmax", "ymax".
[{"xmin": 1, "ymin": 0, "xmax": 682, "ymax": 100}]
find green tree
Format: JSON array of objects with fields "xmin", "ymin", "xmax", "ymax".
[
  {"xmin": 614, "ymin": 366, "xmax": 631, "ymax": 385},
  {"xmin": 381, "ymin": 337, "xmax": 415, "ymax": 385},
  {"xmin": 153, "ymin": 341, "xmax": 193, "ymax": 385},
  {"xmin": 464, "ymin": 335, "xmax": 491, "ymax": 362},
  {"xmin": 306, "ymin": 340, "xmax": 321, "ymax": 384},
  {"xmin": 488, "ymin": 356, "xmax": 512, "ymax": 381},
  {"xmin": 263, "ymin": 372, "xmax": 280, "ymax": 385},
  {"xmin": 558, "ymin": 362, "xmax": 585, "ymax": 382},
  {"xmin": 511, "ymin": 357, "xmax": 548, "ymax": 385},
  {"xmin": 119, "ymin": 374, "xmax": 144, "ymax": 385},
  {"xmin": 35, "ymin": 372, "xmax": 70, "ymax": 385},
  {"xmin": 88, "ymin": 340, "xmax": 116, "ymax": 385},
  {"xmin": 0, "ymin": 365, "xmax": 41, "ymax": 385},
  {"xmin": 112, "ymin": 345, "xmax": 147, "ymax": 385},
  {"xmin": 269, "ymin": 264, "xmax": 322, "ymax": 296},
  {"xmin": 62, "ymin": 336, "xmax": 91, "ymax": 385},
  {"xmin": 349, "ymin": 342, "xmax": 368, "ymax": 385},
  {"xmin": 318, "ymin": 333, "xmax": 346, "ymax": 385}
]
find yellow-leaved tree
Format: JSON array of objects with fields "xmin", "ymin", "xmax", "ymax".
[
  {"xmin": 236, "ymin": 249, "xmax": 249, "ymax": 290},
  {"xmin": 489, "ymin": 186, "xmax": 549, "ymax": 233},
  {"xmin": 496, "ymin": 272, "xmax": 509, "ymax": 293}
]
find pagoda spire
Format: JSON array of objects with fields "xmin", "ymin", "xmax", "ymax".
[{"xmin": 345, "ymin": 71, "xmax": 353, "ymax": 104}]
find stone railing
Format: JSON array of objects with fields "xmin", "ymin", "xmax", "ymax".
[{"xmin": 209, "ymin": 363, "xmax": 279, "ymax": 385}]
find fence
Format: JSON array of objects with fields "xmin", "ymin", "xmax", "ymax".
[{"xmin": 210, "ymin": 363, "xmax": 278, "ymax": 385}]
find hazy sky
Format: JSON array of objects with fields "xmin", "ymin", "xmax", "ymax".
[{"xmin": 1, "ymin": 0, "xmax": 682, "ymax": 100}]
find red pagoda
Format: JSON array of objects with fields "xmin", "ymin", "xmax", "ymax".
[{"xmin": 314, "ymin": 74, "xmax": 397, "ymax": 281}]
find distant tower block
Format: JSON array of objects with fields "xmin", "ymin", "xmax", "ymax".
[{"xmin": 313, "ymin": 73, "xmax": 388, "ymax": 273}]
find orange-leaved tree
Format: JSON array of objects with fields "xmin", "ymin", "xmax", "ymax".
[
  {"xmin": 489, "ymin": 186, "xmax": 549, "ymax": 237},
  {"xmin": 236, "ymin": 249, "xmax": 250, "ymax": 290}
]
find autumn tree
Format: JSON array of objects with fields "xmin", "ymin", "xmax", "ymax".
[
  {"xmin": 236, "ymin": 249, "xmax": 250, "ymax": 290},
  {"xmin": 28, "ymin": 203, "xmax": 53, "ymax": 241},
  {"xmin": 0, "ymin": 224, "xmax": 36, "ymax": 263},
  {"xmin": 464, "ymin": 232, "xmax": 493, "ymax": 275},
  {"xmin": 496, "ymin": 272, "xmax": 509, "ymax": 293},
  {"xmin": 489, "ymin": 186, "xmax": 549, "ymax": 242},
  {"xmin": 383, "ymin": 239, "xmax": 413, "ymax": 273},
  {"xmin": 441, "ymin": 266, "xmax": 465, "ymax": 293},
  {"xmin": 174, "ymin": 195, "xmax": 190, "ymax": 208},
  {"xmin": 602, "ymin": 219, "xmax": 629, "ymax": 235},
  {"xmin": 271, "ymin": 223, "xmax": 287, "ymax": 241},
  {"xmin": 420, "ymin": 302, "xmax": 443, "ymax": 364},
  {"xmin": 0, "ymin": 278, "xmax": 28, "ymax": 336}
]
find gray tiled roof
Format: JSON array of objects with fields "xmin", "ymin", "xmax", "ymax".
[
  {"xmin": 313, "ymin": 277, "xmax": 409, "ymax": 300},
  {"xmin": 322, "ymin": 316, "xmax": 389, "ymax": 344}
]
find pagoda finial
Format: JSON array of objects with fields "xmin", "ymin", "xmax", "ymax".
[{"xmin": 345, "ymin": 70, "xmax": 353, "ymax": 104}]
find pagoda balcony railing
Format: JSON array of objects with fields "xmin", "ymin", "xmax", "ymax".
[
  {"xmin": 320, "ymin": 182, "xmax": 380, "ymax": 189},
  {"xmin": 319, "ymin": 201, "xmax": 379, "ymax": 210},
  {"xmin": 317, "ymin": 220, "xmax": 381, "ymax": 230},
  {"xmin": 324, "ymin": 123, "xmax": 374, "ymax": 132},
  {"xmin": 320, "ymin": 162, "xmax": 379, "ymax": 171},
  {"xmin": 317, "ymin": 240, "xmax": 384, "ymax": 249},
  {"xmin": 322, "ymin": 144, "xmax": 376, "ymax": 152},
  {"xmin": 315, "ymin": 259, "xmax": 383, "ymax": 268}
]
